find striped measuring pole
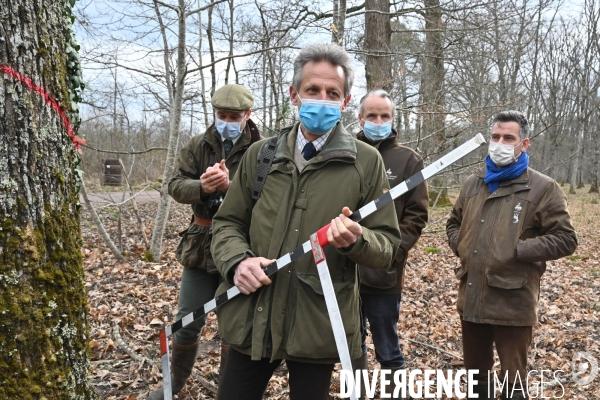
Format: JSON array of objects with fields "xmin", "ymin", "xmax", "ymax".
[
  {"xmin": 310, "ymin": 229, "xmax": 358, "ymax": 400},
  {"xmin": 159, "ymin": 133, "xmax": 486, "ymax": 398}
]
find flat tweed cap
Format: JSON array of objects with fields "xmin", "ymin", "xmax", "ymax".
[{"xmin": 211, "ymin": 84, "xmax": 254, "ymax": 111}]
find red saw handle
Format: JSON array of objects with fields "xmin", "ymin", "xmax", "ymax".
[
  {"xmin": 315, "ymin": 209, "xmax": 360, "ymax": 247},
  {"xmin": 316, "ymin": 223, "xmax": 331, "ymax": 247}
]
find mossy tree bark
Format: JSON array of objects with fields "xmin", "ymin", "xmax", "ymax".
[{"xmin": 0, "ymin": 0, "xmax": 96, "ymax": 398}]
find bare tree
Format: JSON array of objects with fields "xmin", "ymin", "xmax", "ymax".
[
  {"xmin": 332, "ymin": 0, "xmax": 348, "ymax": 45},
  {"xmin": 149, "ymin": 0, "xmax": 189, "ymax": 260},
  {"xmin": 419, "ymin": 0, "xmax": 445, "ymax": 145},
  {"xmin": 364, "ymin": 0, "xmax": 393, "ymax": 91}
]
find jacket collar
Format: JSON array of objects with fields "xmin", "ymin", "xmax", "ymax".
[
  {"xmin": 476, "ymin": 166, "xmax": 531, "ymax": 194},
  {"xmin": 356, "ymin": 129, "xmax": 399, "ymax": 150},
  {"xmin": 274, "ymin": 121, "xmax": 357, "ymax": 163}
]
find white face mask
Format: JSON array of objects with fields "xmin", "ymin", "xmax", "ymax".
[{"xmin": 488, "ymin": 140, "xmax": 523, "ymax": 167}]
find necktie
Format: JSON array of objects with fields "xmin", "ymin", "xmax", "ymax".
[
  {"xmin": 302, "ymin": 142, "xmax": 316, "ymax": 160},
  {"xmin": 223, "ymin": 139, "xmax": 233, "ymax": 157}
]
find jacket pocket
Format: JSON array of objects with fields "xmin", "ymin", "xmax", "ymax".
[
  {"xmin": 175, "ymin": 221, "xmax": 216, "ymax": 273},
  {"xmin": 214, "ymin": 282, "xmax": 254, "ymax": 347},
  {"xmin": 454, "ymin": 266, "xmax": 468, "ymax": 280},
  {"xmin": 287, "ymin": 273, "xmax": 357, "ymax": 359},
  {"xmin": 486, "ymin": 273, "xmax": 527, "ymax": 289},
  {"xmin": 359, "ymin": 265, "xmax": 397, "ymax": 289}
]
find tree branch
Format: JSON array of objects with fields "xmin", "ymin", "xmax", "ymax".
[
  {"xmin": 80, "ymin": 180, "xmax": 127, "ymax": 262},
  {"xmin": 81, "ymin": 144, "xmax": 168, "ymax": 154}
]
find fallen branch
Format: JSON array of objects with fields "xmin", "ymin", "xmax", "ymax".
[
  {"xmin": 112, "ymin": 324, "xmax": 155, "ymax": 366},
  {"xmin": 91, "ymin": 359, "xmax": 130, "ymax": 365},
  {"xmin": 191, "ymin": 370, "xmax": 218, "ymax": 395},
  {"xmin": 111, "ymin": 324, "xmax": 218, "ymax": 394},
  {"xmin": 405, "ymin": 337, "xmax": 463, "ymax": 360}
]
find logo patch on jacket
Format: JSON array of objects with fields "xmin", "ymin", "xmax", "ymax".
[
  {"xmin": 513, "ymin": 203, "xmax": 522, "ymax": 223},
  {"xmin": 386, "ymin": 168, "xmax": 397, "ymax": 180}
]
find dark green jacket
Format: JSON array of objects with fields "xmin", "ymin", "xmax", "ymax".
[
  {"xmin": 211, "ymin": 122, "xmax": 401, "ymax": 363},
  {"xmin": 446, "ymin": 167, "xmax": 577, "ymax": 325},
  {"xmin": 356, "ymin": 131, "xmax": 429, "ymax": 294},
  {"xmin": 168, "ymin": 120, "xmax": 261, "ymax": 270}
]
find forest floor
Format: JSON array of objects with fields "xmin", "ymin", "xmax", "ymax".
[{"xmin": 81, "ymin": 184, "xmax": 600, "ymax": 400}]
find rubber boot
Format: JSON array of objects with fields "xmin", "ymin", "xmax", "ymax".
[
  {"xmin": 469, "ymin": 382, "xmax": 493, "ymax": 400},
  {"xmin": 501, "ymin": 386, "xmax": 528, "ymax": 400},
  {"xmin": 351, "ymin": 353, "xmax": 368, "ymax": 400},
  {"xmin": 218, "ymin": 342, "xmax": 230, "ymax": 382},
  {"xmin": 146, "ymin": 339, "xmax": 200, "ymax": 400}
]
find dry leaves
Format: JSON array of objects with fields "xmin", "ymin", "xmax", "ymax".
[{"xmin": 82, "ymin": 187, "xmax": 600, "ymax": 399}]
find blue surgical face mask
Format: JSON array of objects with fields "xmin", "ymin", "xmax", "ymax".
[
  {"xmin": 363, "ymin": 121, "xmax": 392, "ymax": 142},
  {"xmin": 215, "ymin": 117, "xmax": 243, "ymax": 140},
  {"xmin": 298, "ymin": 98, "xmax": 342, "ymax": 135}
]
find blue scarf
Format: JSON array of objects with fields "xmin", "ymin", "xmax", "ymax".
[{"xmin": 484, "ymin": 152, "xmax": 529, "ymax": 193}]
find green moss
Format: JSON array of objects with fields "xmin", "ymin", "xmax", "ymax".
[
  {"xmin": 143, "ymin": 250, "xmax": 155, "ymax": 262},
  {"xmin": 424, "ymin": 246, "xmax": 441, "ymax": 254},
  {"xmin": 566, "ymin": 254, "xmax": 588, "ymax": 260},
  {"xmin": 54, "ymin": 169, "xmax": 65, "ymax": 185},
  {"xmin": 0, "ymin": 198, "xmax": 93, "ymax": 397}
]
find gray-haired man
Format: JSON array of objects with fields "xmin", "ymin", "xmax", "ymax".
[
  {"xmin": 210, "ymin": 43, "xmax": 401, "ymax": 399},
  {"xmin": 353, "ymin": 89, "xmax": 429, "ymax": 399}
]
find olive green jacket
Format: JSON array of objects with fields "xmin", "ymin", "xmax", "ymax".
[
  {"xmin": 211, "ymin": 122, "xmax": 401, "ymax": 363},
  {"xmin": 446, "ymin": 167, "xmax": 577, "ymax": 326},
  {"xmin": 168, "ymin": 120, "xmax": 261, "ymax": 270},
  {"xmin": 356, "ymin": 131, "xmax": 429, "ymax": 295}
]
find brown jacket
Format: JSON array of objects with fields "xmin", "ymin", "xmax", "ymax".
[
  {"xmin": 168, "ymin": 120, "xmax": 261, "ymax": 270},
  {"xmin": 446, "ymin": 167, "xmax": 577, "ymax": 326},
  {"xmin": 357, "ymin": 131, "xmax": 429, "ymax": 294}
]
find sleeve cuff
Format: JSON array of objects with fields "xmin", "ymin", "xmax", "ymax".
[
  {"xmin": 337, "ymin": 235, "xmax": 366, "ymax": 256},
  {"xmin": 221, "ymin": 250, "xmax": 255, "ymax": 285}
]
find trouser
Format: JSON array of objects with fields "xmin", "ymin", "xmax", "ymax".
[
  {"xmin": 174, "ymin": 266, "xmax": 222, "ymax": 345},
  {"xmin": 461, "ymin": 318, "xmax": 532, "ymax": 398},
  {"xmin": 361, "ymin": 293, "xmax": 405, "ymax": 369},
  {"xmin": 217, "ymin": 348, "xmax": 335, "ymax": 400}
]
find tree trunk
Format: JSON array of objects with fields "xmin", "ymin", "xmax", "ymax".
[
  {"xmin": 197, "ymin": 0, "xmax": 209, "ymax": 130},
  {"xmin": 331, "ymin": 0, "xmax": 347, "ymax": 45},
  {"xmin": 569, "ymin": 128, "xmax": 584, "ymax": 194},
  {"xmin": 590, "ymin": 117, "xmax": 599, "ymax": 193},
  {"xmin": 207, "ymin": 0, "xmax": 216, "ymax": 96},
  {"xmin": 224, "ymin": 0, "xmax": 235, "ymax": 83},
  {"xmin": 0, "ymin": 0, "xmax": 96, "ymax": 398},
  {"xmin": 150, "ymin": 0, "xmax": 187, "ymax": 260},
  {"xmin": 421, "ymin": 0, "xmax": 445, "ymax": 144},
  {"xmin": 364, "ymin": 0, "xmax": 393, "ymax": 92}
]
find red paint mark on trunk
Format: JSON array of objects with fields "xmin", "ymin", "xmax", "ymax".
[{"xmin": 1, "ymin": 64, "xmax": 85, "ymax": 152}]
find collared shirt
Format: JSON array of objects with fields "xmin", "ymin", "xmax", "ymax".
[
  {"xmin": 216, "ymin": 129, "xmax": 243, "ymax": 145},
  {"xmin": 296, "ymin": 127, "xmax": 332, "ymax": 154}
]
